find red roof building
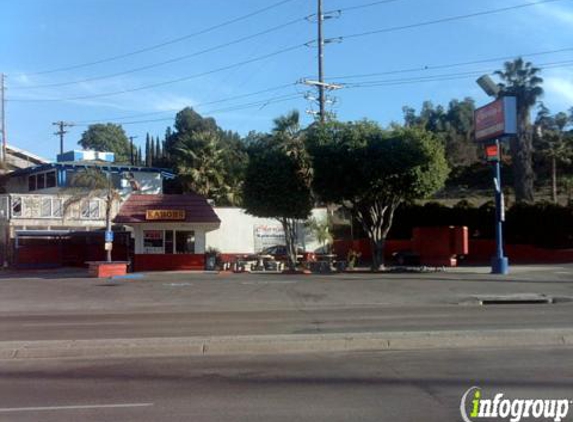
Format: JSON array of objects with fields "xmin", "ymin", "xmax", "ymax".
[
  {"xmin": 114, "ymin": 194, "xmax": 220, "ymax": 224},
  {"xmin": 114, "ymin": 194, "xmax": 220, "ymax": 272}
]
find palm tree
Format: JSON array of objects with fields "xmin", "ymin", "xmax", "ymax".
[
  {"xmin": 494, "ymin": 58, "xmax": 544, "ymax": 202},
  {"xmin": 306, "ymin": 217, "xmax": 333, "ymax": 253},
  {"xmin": 65, "ymin": 167, "xmax": 123, "ymax": 262},
  {"xmin": 272, "ymin": 110, "xmax": 312, "ymax": 186},
  {"xmin": 175, "ymin": 131, "xmax": 228, "ymax": 200},
  {"xmin": 535, "ymin": 105, "xmax": 572, "ymax": 203}
]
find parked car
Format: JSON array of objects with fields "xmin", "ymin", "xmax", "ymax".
[{"xmin": 260, "ymin": 245, "xmax": 316, "ymax": 262}]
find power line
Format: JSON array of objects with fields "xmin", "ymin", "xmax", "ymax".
[
  {"xmin": 8, "ymin": 45, "xmax": 306, "ymax": 102},
  {"xmin": 28, "ymin": 0, "xmax": 300, "ymax": 75},
  {"xmin": 341, "ymin": 0, "xmax": 570, "ymax": 41},
  {"xmin": 341, "ymin": 58, "xmax": 573, "ymax": 88},
  {"xmin": 14, "ymin": 18, "xmax": 305, "ymax": 90},
  {"xmin": 326, "ymin": 47, "xmax": 573, "ymax": 81},
  {"xmin": 73, "ymin": 82, "xmax": 296, "ymax": 124},
  {"xmin": 74, "ymin": 93, "xmax": 302, "ymax": 127},
  {"xmin": 10, "ymin": 0, "xmax": 567, "ymax": 103},
  {"xmin": 329, "ymin": 0, "xmax": 405, "ymax": 13}
]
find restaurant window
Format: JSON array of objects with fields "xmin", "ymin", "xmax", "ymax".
[
  {"xmin": 37, "ymin": 173, "xmax": 45, "ymax": 190},
  {"xmin": 28, "ymin": 175, "xmax": 36, "ymax": 191},
  {"xmin": 175, "ymin": 230, "xmax": 195, "ymax": 254},
  {"xmin": 46, "ymin": 171, "xmax": 56, "ymax": 188},
  {"xmin": 81, "ymin": 200, "xmax": 100, "ymax": 219},
  {"xmin": 52, "ymin": 199, "xmax": 63, "ymax": 217},
  {"xmin": 165, "ymin": 230, "xmax": 174, "ymax": 254},
  {"xmin": 40, "ymin": 198, "xmax": 51, "ymax": 217},
  {"xmin": 143, "ymin": 230, "xmax": 163, "ymax": 254}
]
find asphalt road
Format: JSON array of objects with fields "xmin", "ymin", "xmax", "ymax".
[
  {"xmin": 1, "ymin": 303, "xmax": 573, "ymax": 341},
  {"xmin": 0, "ymin": 347, "xmax": 572, "ymax": 422}
]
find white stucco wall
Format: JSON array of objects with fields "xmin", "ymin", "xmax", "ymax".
[{"xmin": 206, "ymin": 208, "xmax": 328, "ymax": 254}]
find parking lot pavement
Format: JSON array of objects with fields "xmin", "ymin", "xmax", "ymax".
[{"xmin": 0, "ymin": 264, "xmax": 572, "ymax": 315}]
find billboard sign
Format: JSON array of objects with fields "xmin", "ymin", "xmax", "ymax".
[
  {"xmin": 253, "ymin": 224, "xmax": 285, "ymax": 252},
  {"xmin": 474, "ymin": 97, "xmax": 517, "ymax": 142}
]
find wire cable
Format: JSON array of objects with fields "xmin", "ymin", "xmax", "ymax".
[
  {"xmin": 327, "ymin": 47, "xmax": 573, "ymax": 80},
  {"xmin": 29, "ymin": 0, "xmax": 300, "ymax": 75},
  {"xmin": 8, "ymin": 45, "xmax": 306, "ymax": 102},
  {"xmin": 341, "ymin": 0, "xmax": 571, "ymax": 41},
  {"xmin": 15, "ymin": 18, "xmax": 304, "ymax": 90},
  {"xmin": 73, "ymin": 82, "xmax": 296, "ymax": 124},
  {"xmin": 74, "ymin": 93, "xmax": 302, "ymax": 127}
]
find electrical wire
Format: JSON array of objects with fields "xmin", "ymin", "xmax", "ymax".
[
  {"xmin": 7, "ymin": 45, "xmax": 306, "ymax": 102},
  {"xmin": 73, "ymin": 82, "xmax": 296, "ymax": 124},
  {"xmin": 342, "ymin": 59, "xmax": 573, "ymax": 88},
  {"xmin": 14, "ymin": 18, "xmax": 304, "ymax": 90},
  {"xmin": 74, "ymin": 93, "xmax": 302, "ymax": 127},
  {"xmin": 28, "ymin": 0, "xmax": 300, "ymax": 75},
  {"xmin": 341, "ymin": 0, "xmax": 570, "ymax": 41},
  {"xmin": 326, "ymin": 47, "xmax": 573, "ymax": 81}
]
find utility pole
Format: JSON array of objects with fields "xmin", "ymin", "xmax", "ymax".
[
  {"xmin": 52, "ymin": 121, "xmax": 74, "ymax": 155},
  {"xmin": 129, "ymin": 136, "xmax": 138, "ymax": 165},
  {"xmin": 317, "ymin": 0, "xmax": 325, "ymax": 123},
  {"xmin": 1, "ymin": 73, "xmax": 6, "ymax": 163},
  {"xmin": 303, "ymin": 1, "xmax": 342, "ymax": 123}
]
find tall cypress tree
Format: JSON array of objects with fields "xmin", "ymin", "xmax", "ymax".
[
  {"xmin": 138, "ymin": 146, "xmax": 143, "ymax": 166},
  {"xmin": 145, "ymin": 133, "xmax": 151, "ymax": 167},
  {"xmin": 150, "ymin": 138, "xmax": 155, "ymax": 166},
  {"xmin": 155, "ymin": 136, "xmax": 161, "ymax": 163}
]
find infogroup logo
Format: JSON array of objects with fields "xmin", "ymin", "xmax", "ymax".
[{"xmin": 460, "ymin": 387, "xmax": 571, "ymax": 422}]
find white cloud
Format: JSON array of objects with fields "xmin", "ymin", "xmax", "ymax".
[
  {"xmin": 152, "ymin": 95, "xmax": 196, "ymax": 112},
  {"xmin": 535, "ymin": 1, "xmax": 573, "ymax": 26},
  {"xmin": 544, "ymin": 73, "xmax": 573, "ymax": 110}
]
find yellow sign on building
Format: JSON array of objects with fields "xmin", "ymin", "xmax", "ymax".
[{"xmin": 145, "ymin": 210, "xmax": 186, "ymax": 221}]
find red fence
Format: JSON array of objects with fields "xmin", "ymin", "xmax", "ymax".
[{"xmin": 14, "ymin": 232, "xmax": 131, "ymax": 269}]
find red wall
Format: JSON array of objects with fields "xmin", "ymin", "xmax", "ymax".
[
  {"xmin": 333, "ymin": 238, "xmax": 573, "ymax": 265},
  {"xmin": 133, "ymin": 254, "xmax": 205, "ymax": 272},
  {"xmin": 14, "ymin": 233, "xmax": 131, "ymax": 269}
]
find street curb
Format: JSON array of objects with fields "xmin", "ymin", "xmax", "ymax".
[{"xmin": 1, "ymin": 328, "xmax": 572, "ymax": 360}]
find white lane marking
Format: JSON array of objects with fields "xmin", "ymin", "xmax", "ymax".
[
  {"xmin": 21, "ymin": 322, "xmax": 130, "ymax": 327},
  {"xmin": 0, "ymin": 403, "xmax": 154, "ymax": 412}
]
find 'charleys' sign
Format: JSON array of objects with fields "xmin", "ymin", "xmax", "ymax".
[
  {"xmin": 474, "ymin": 97, "xmax": 517, "ymax": 142},
  {"xmin": 145, "ymin": 210, "xmax": 186, "ymax": 221}
]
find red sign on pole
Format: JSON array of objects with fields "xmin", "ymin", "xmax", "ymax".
[
  {"xmin": 474, "ymin": 97, "xmax": 517, "ymax": 142},
  {"xmin": 485, "ymin": 144, "xmax": 500, "ymax": 162}
]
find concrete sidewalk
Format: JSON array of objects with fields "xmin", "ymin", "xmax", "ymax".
[{"xmin": 2, "ymin": 327, "xmax": 573, "ymax": 360}]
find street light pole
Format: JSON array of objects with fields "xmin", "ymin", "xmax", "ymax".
[
  {"xmin": 476, "ymin": 75, "xmax": 514, "ymax": 275},
  {"xmin": 489, "ymin": 139, "xmax": 508, "ymax": 274}
]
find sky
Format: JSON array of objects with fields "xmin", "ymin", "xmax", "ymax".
[{"xmin": 1, "ymin": 0, "xmax": 573, "ymax": 161}]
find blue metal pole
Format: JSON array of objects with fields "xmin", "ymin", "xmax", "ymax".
[{"xmin": 491, "ymin": 139, "xmax": 509, "ymax": 274}]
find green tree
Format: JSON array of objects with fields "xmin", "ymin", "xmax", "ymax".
[
  {"xmin": 243, "ymin": 144, "xmax": 313, "ymax": 270},
  {"xmin": 175, "ymin": 131, "xmax": 228, "ymax": 200},
  {"xmin": 145, "ymin": 134, "xmax": 151, "ymax": 167},
  {"xmin": 494, "ymin": 57, "xmax": 544, "ymax": 202},
  {"xmin": 78, "ymin": 124, "xmax": 131, "ymax": 163},
  {"xmin": 308, "ymin": 121, "xmax": 449, "ymax": 271},
  {"xmin": 534, "ymin": 104, "xmax": 573, "ymax": 203}
]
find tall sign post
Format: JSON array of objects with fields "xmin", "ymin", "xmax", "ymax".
[{"xmin": 474, "ymin": 96, "xmax": 517, "ymax": 275}]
